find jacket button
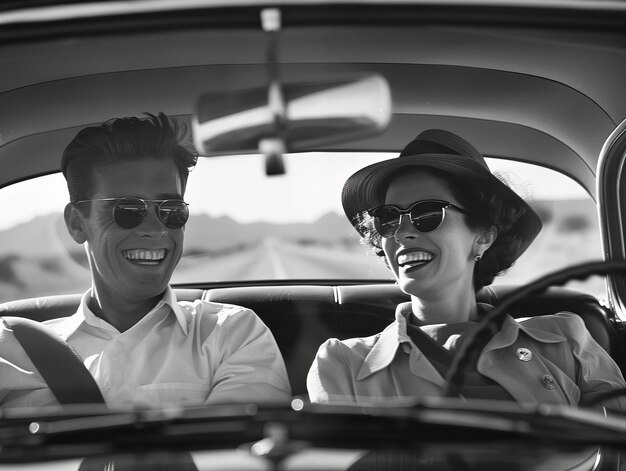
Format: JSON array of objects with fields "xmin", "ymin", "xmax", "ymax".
[
  {"xmin": 542, "ymin": 375, "xmax": 556, "ymax": 389},
  {"xmin": 516, "ymin": 347, "xmax": 532, "ymax": 362}
]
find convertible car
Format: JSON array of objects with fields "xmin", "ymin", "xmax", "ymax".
[{"xmin": 2, "ymin": 0, "xmax": 626, "ymax": 469}]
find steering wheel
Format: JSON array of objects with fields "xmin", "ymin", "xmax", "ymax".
[{"xmin": 444, "ymin": 260, "xmax": 626, "ymax": 398}]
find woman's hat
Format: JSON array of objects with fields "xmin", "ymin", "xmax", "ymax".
[{"xmin": 341, "ymin": 129, "xmax": 542, "ymax": 258}]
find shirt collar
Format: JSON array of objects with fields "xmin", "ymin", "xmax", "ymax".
[
  {"xmin": 483, "ymin": 313, "xmax": 566, "ymax": 351},
  {"xmin": 58, "ymin": 286, "xmax": 189, "ymax": 340},
  {"xmin": 161, "ymin": 286, "xmax": 190, "ymax": 335},
  {"xmin": 356, "ymin": 301, "xmax": 567, "ymax": 380},
  {"xmin": 357, "ymin": 302, "xmax": 412, "ymax": 380}
]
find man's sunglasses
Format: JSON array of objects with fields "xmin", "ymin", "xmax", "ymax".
[
  {"xmin": 368, "ymin": 199, "xmax": 467, "ymax": 238},
  {"xmin": 74, "ymin": 197, "xmax": 190, "ymax": 230}
]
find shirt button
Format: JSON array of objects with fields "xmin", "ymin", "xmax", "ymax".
[
  {"xmin": 115, "ymin": 341, "xmax": 123, "ymax": 349},
  {"xmin": 105, "ymin": 382, "xmax": 112, "ymax": 390},
  {"xmin": 542, "ymin": 375, "xmax": 556, "ymax": 390}
]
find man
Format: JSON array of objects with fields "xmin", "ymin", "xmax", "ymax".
[{"xmin": 0, "ymin": 113, "xmax": 291, "ymax": 408}]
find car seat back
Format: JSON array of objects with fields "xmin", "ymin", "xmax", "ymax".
[{"xmin": 0, "ymin": 284, "xmax": 621, "ymax": 396}]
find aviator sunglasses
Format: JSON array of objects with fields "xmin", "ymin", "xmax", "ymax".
[
  {"xmin": 73, "ymin": 197, "xmax": 190, "ymax": 230},
  {"xmin": 368, "ymin": 199, "xmax": 467, "ymax": 238}
]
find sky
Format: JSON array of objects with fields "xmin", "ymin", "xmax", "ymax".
[{"xmin": 0, "ymin": 152, "xmax": 590, "ymax": 230}]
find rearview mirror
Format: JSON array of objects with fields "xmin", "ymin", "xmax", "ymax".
[{"xmin": 192, "ymin": 74, "xmax": 391, "ymax": 156}]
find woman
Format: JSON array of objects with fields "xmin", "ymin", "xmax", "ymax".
[{"xmin": 307, "ymin": 129, "xmax": 626, "ymax": 409}]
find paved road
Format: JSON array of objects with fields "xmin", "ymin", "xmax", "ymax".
[{"xmin": 174, "ymin": 237, "xmax": 391, "ymax": 282}]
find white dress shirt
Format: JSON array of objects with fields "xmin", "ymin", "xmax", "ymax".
[{"xmin": 0, "ymin": 287, "xmax": 291, "ymax": 409}]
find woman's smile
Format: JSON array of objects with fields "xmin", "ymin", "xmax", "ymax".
[{"xmin": 397, "ymin": 249, "xmax": 433, "ymax": 270}]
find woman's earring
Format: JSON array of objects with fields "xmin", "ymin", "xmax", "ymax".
[{"xmin": 474, "ymin": 254, "xmax": 482, "ymax": 262}]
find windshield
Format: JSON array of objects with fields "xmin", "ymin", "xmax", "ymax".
[{"xmin": 0, "ymin": 152, "xmax": 601, "ymax": 301}]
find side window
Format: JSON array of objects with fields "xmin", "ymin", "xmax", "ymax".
[
  {"xmin": 0, "ymin": 174, "xmax": 91, "ymax": 302},
  {"xmin": 0, "ymin": 155, "xmax": 602, "ymax": 302},
  {"xmin": 487, "ymin": 160, "xmax": 603, "ymax": 296}
]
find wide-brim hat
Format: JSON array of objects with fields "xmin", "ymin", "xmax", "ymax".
[{"xmin": 341, "ymin": 129, "xmax": 542, "ymax": 259}]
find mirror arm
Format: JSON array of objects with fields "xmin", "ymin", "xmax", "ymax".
[{"xmin": 261, "ymin": 8, "xmax": 286, "ymax": 176}]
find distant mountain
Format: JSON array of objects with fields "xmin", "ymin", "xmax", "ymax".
[
  {"xmin": 182, "ymin": 211, "xmax": 355, "ymax": 253},
  {"xmin": 0, "ymin": 213, "xmax": 71, "ymax": 257},
  {"xmin": 0, "ymin": 210, "xmax": 356, "ymax": 258},
  {"xmin": 0, "ymin": 198, "xmax": 598, "ymax": 259},
  {"xmin": 0, "ymin": 198, "xmax": 605, "ymax": 301}
]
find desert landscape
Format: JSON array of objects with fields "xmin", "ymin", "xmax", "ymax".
[{"xmin": 0, "ymin": 196, "xmax": 604, "ymax": 304}]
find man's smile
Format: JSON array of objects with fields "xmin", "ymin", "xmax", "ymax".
[{"xmin": 122, "ymin": 249, "xmax": 168, "ymax": 265}]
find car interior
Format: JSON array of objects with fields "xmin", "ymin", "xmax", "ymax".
[
  {"xmin": 1, "ymin": 283, "xmax": 622, "ymax": 397},
  {"xmin": 2, "ymin": 1, "xmax": 626, "ymax": 400},
  {"xmin": 5, "ymin": 3, "xmax": 626, "ymax": 470}
]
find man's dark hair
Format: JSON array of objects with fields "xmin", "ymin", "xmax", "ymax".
[{"xmin": 61, "ymin": 113, "xmax": 198, "ymax": 203}]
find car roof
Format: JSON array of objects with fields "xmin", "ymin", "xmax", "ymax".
[{"xmin": 2, "ymin": 1, "xmax": 626, "ymax": 196}]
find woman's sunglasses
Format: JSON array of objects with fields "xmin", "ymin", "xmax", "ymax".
[
  {"xmin": 74, "ymin": 197, "xmax": 190, "ymax": 230},
  {"xmin": 368, "ymin": 199, "xmax": 467, "ymax": 238}
]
